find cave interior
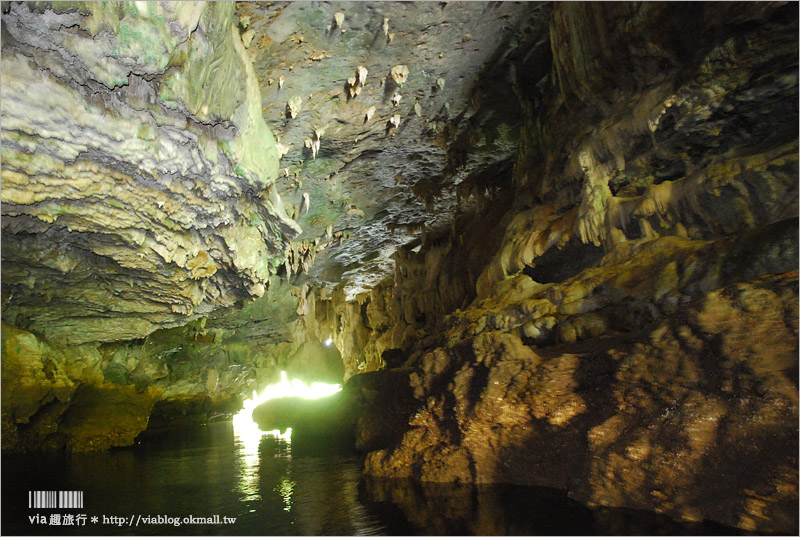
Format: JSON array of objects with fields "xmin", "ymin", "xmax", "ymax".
[{"xmin": 1, "ymin": 1, "xmax": 798, "ymax": 534}]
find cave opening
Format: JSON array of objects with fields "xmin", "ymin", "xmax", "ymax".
[
  {"xmin": 232, "ymin": 370, "xmax": 342, "ymax": 453},
  {"xmin": 1, "ymin": 1, "xmax": 798, "ymax": 535}
]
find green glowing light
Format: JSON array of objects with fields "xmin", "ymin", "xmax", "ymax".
[{"xmin": 232, "ymin": 371, "xmax": 341, "ymax": 453}]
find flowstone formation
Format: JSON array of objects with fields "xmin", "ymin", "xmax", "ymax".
[
  {"xmin": 1, "ymin": 1, "xmax": 303, "ymax": 451},
  {"xmin": 2, "ymin": 1, "xmax": 297, "ymax": 344},
  {"xmin": 1, "ymin": 1, "xmax": 798, "ymax": 533},
  {"xmin": 302, "ymin": 2, "xmax": 799, "ymax": 533}
]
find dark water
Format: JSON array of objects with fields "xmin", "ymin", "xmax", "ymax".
[{"xmin": 2, "ymin": 422, "xmax": 747, "ymax": 536}]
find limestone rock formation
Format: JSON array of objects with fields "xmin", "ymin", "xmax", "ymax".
[
  {"xmin": 1, "ymin": 1, "xmax": 797, "ymax": 533},
  {"xmin": 240, "ymin": 0, "xmax": 548, "ymax": 296},
  {"xmin": 362, "ymin": 247, "xmax": 797, "ymax": 531},
  {"xmin": 2, "ymin": 2, "xmax": 298, "ymax": 345},
  {"xmin": 348, "ymin": 3, "xmax": 799, "ymax": 533}
]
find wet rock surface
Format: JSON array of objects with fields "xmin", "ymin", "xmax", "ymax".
[
  {"xmin": 322, "ymin": 2, "xmax": 798, "ymax": 533},
  {"xmin": 1, "ymin": 2, "xmax": 298, "ymax": 345},
  {"xmin": 361, "ymin": 269, "xmax": 798, "ymax": 532},
  {"xmin": 1, "ymin": 1, "xmax": 797, "ymax": 533}
]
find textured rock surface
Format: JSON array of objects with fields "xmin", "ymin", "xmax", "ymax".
[
  {"xmin": 330, "ymin": 2, "xmax": 798, "ymax": 533},
  {"xmin": 239, "ymin": 1, "xmax": 549, "ymax": 298},
  {"xmin": 2, "ymin": 1, "xmax": 298, "ymax": 345},
  {"xmin": 362, "ymin": 251, "xmax": 798, "ymax": 531},
  {"xmin": 1, "ymin": 322, "xmax": 160, "ymax": 451},
  {"xmin": 1, "ymin": 1, "xmax": 797, "ymax": 533},
  {"xmin": 1, "ymin": 0, "xmax": 549, "ymax": 448},
  {"xmin": 0, "ymin": 273, "xmax": 343, "ymax": 450}
]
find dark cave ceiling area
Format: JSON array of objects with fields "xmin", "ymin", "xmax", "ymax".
[{"xmin": 1, "ymin": 2, "xmax": 798, "ymax": 533}]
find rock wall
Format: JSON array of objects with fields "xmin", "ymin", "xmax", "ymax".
[
  {"xmin": 347, "ymin": 3, "xmax": 798, "ymax": 533},
  {"xmin": 0, "ymin": 271, "xmax": 349, "ymax": 452},
  {"xmin": 0, "ymin": 2, "xmax": 797, "ymax": 531},
  {"xmin": 1, "ymin": 1, "xmax": 298, "ymax": 345},
  {"xmin": 305, "ymin": 189, "xmax": 511, "ymax": 380},
  {"xmin": 0, "ymin": 1, "xmax": 323, "ymax": 451},
  {"xmin": 0, "ymin": 1, "xmax": 544, "ymax": 450}
]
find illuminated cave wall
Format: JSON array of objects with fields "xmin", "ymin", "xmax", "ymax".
[
  {"xmin": 308, "ymin": 3, "xmax": 799, "ymax": 533},
  {"xmin": 0, "ymin": 1, "xmax": 797, "ymax": 533}
]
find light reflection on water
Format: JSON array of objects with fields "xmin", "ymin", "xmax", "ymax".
[
  {"xmin": 233, "ymin": 425, "xmax": 291, "ymax": 505},
  {"xmin": 230, "ymin": 370, "xmax": 340, "ymax": 511},
  {"xmin": 275, "ymin": 476, "xmax": 294, "ymax": 512},
  {"xmin": 1, "ymin": 421, "xmax": 750, "ymax": 535},
  {"xmin": 1, "ymin": 422, "xmax": 386, "ymax": 536},
  {"xmin": 230, "ymin": 423, "xmax": 383, "ymax": 535}
]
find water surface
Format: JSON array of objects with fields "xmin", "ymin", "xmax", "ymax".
[{"xmin": 2, "ymin": 422, "xmax": 747, "ymax": 535}]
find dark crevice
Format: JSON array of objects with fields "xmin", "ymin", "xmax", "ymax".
[{"xmin": 523, "ymin": 240, "xmax": 604, "ymax": 284}]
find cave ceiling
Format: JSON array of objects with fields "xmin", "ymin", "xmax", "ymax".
[
  {"xmin": 0, "ymin": 1, "xmax": 550, "ymax": 344},
  {"xmin": 240, "ymin": 1, "xmax": 549, "ymax": 295}
]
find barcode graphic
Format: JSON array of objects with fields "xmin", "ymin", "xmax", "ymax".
[{"xmin": 28, "ymin": 491, "xmax": 83, "ymax": 509}]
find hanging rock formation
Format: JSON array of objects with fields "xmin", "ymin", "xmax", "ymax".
[
  {"xmin": 1, "ymin": 1, "xmax": 797, "ymax": 533},
  {"xmin": 300, "ymin": 3, "xmax": 799, "ymax": 533},
  {"xmin": 0, "ymin": 0, "xmax": 308, "ymax": 450}
]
